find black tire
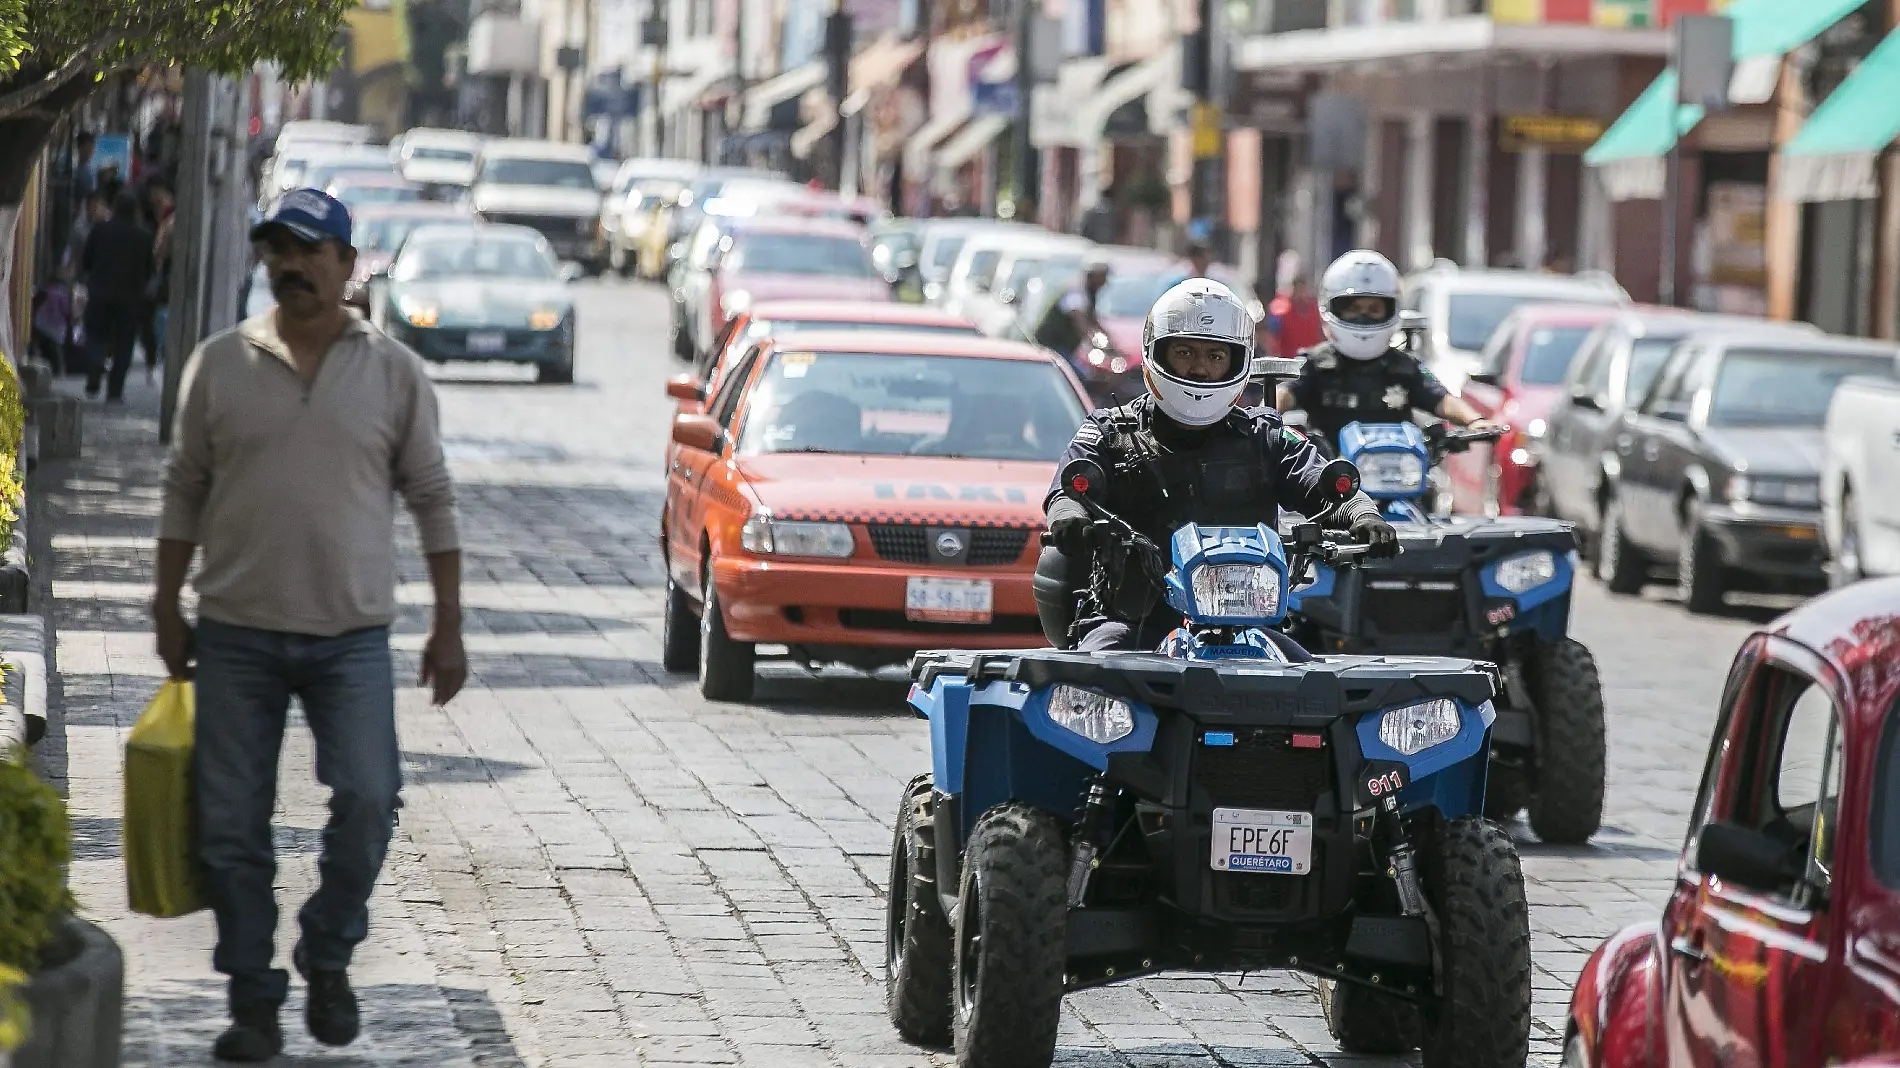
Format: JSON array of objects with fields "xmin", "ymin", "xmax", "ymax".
[
  {"xmin": 1420, "ymin": 817, "xmax": 1531, "ymax": 1068},
  {"xmin": 952, "ymin": 804, "xmax": 1067, "ymax": 1068},
  {"xmin": 1595, "ymin": 495, "xmax": 1644, "ymax": 595},
  {"xmin": 1831, "ymin": 490, "xmax": 1865, "ymax": 589},
  {"xmin": 698, "ymin": 567, "xmax": 755, "ymax": 702},
  {"xmin": 886, "ymin": 776, "xmax": 953, "ymax": 1047},
  {"xmin": 1677, "ymin": 503, "xmax": 1726, "ymax": 614},
  {"xmin": 1524, "ymin": 639, "xmax": 1606, "ymax": 845},
  {"xmin": 537, "ymin": 346, "xmax": 575, "ymax": 384},
  {"xmin": 1321, "ymin": 979, "xmax": 1421, "ymax": 1054},
  {"xmin": 1482, "ymin": 764, "xmax": 1529, "ymax": 822},
  {"xmin": 660, "ymin": 574, "xmax": 699, "ymax": 674},
  {"xmin": 671, "ymin": 306, "xmax": 694, "ymax": 362}
]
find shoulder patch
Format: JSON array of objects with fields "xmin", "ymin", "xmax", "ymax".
[{"xmin": 1074, "ymin": 421, "xmax": 1104, "ymax": 446}]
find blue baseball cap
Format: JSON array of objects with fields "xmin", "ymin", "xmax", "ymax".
[{"xmin": 250, "ymin": 188, "xmax": 352, "ymax": 247}]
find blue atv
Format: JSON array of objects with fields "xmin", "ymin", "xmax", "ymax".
[
  {"xmin": 886, "ymin": 456, "xmax": 1532, "ymax": 1068},
  {"xmin": 1283, "ymin": 419, "xmax": 1607, "ymax": 844}
]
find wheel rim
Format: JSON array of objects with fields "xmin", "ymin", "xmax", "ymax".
[
  {"xmin": 956, "ymin": 876, "xmax": 984, "ymax": 1017},
  {"xmin": 700, "ymin": 573, "xmax": 715, "ymax": 669},
  {"xmin": 1598, "ymin": 503, "xmax": 1620, "ymax": 581}
]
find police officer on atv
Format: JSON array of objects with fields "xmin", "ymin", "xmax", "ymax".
[
  {"xmin": 1274, "ymin": 250, "xmax": 1501, "ymax": 451},
  {"xmin": 1035, "ymin": 277, "xmax": 1399, "ymax": 653}
]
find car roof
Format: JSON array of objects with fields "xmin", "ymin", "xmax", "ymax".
[
  {"xmin": 1502, "ymin": 302, "xmax": 1632, "ymax": 328},
  {"xmin": 1608, "ymin": 309, "xmax": 1822, "ymax": 339},
  {"xmin": 329, "ymin": 172, "xmax": 415, "ymax": 187},
  {"xmin": 748, "ymin": 300, "xmax": 973, "ymax": 326},
  {"xmin": 404, "ymin": 221, "xmax": 545, "ymax": 243},
  {"xmin": 1687, "ymin": 330, "xmax": 1900, "ymax": 357},
  {"xmin": 477, "ymin": 139, "xmax": 594, "ymax": 161},
  {"xmin": 763, "ymin": 330, "xmax": 1061, "ymax": 362},
  {"xmin": 1411, "ymin": 267, "xmax": 1624, "ymax": 295},
  {"xmin": 400, "ymin": 128, "xmax": 481, "ymax": 147},
  {"xmin": 726, "ymin": 216, "xmax": 867, "ymax": 239},
  {"xmin": 1767, "ymin": 578, "xmax": 1900, "ymax": 735},
  {"xmin": 349, "ymin": 202, "xmax": 471, "ymax": 220}
]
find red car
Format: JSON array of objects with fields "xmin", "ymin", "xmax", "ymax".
[
  {"xmin": 686, "ymin": 217, "xmax": 893, "ymax": 358},
  {"xmin": 1563, "ymin": 577, "xmax": 1900, "ymax": 1067},
  {"xmin": 1445, "ymin": 303, "xmax": 1635, "ymax": 516}
]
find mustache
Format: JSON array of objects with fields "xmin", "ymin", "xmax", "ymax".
[{"xmin": 270, "ymin": 272, "xmax": 316, "ymax": 295}]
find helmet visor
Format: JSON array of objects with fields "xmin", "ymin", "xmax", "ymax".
[
  {"xmin": 1150, "ymin": 337, "xmax": 1247, "ymax": 386},
  {"xmin": 1328, "ymin": 294, "xmax": 1397, "ymax": 327}
]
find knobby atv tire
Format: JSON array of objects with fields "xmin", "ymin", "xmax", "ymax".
[
  {"xmin": 952, "ymin": 804, "xmax": 1067, "ymax": 1068},
  {"xmin": 1596, "ymin": 496, "xmax": 1645, "ymax": 595},
  {"xmin": 698, "ymin": 569, "xmax": 756, "ymax": 702},
  {"xmin": 1421, "ymin": 817, "xmax": 1531, "ymax": 1068},
  {"xmin": 660, "ymin": 575, "xmax": 699, "ymax": 674},
  {"xmin": 1321, "ymin": 978, "xmax": 1421, "ymax": 1054},
  {"xmin": 887, "ymin": 776, "xmax": 953, "ymax": 1047},
  {"xmin": 1524, "ymin": 638, "xmax": 1606, "ymax": 844}
]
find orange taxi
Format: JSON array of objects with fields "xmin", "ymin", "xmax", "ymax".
[{"xmin": 660, "ymin": 330, "xmax": 1091, "ymax": 701}]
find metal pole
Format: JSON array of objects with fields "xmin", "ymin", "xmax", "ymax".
[
  {"xmin": 1660, "ymin": 142, "xmax": 1678, "ymax": 306},
  {"xmin": 1012, "ymin": 1, "xmax": 1035, "ymax": 218},
  {"xmin": 161, "ymin": 71, "xmax": 213, "ymax": 444}
]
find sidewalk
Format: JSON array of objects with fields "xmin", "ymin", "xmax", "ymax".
[{"xmin": 32, "ymin": 372, "xmax": 515, "ymax": 1067}]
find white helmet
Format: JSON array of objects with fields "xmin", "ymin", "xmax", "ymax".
[
  {"xmin": 1319, "ymin": 250, "xmax": 1402, "ymax": 360},
  {"xmin": 1141, "ymin": 278, "xmax": 1254, "ymax": 427}
]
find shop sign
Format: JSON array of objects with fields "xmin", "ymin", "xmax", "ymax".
[
  {"xmin": 1227, "ymin": 70, "xmax": 1305, "ymax": 133},
  {"xmin": 1499, "ymin": 114, "xmax": 1608, "ymax": 153},
  {"xmin": 1192, "ymin": 102, "xmax": 1223, "ymax": 159}
]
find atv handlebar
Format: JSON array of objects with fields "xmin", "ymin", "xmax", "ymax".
[{"xmin": 1423, "ymin": 422, "xmax": 1507, "ymax": 465}]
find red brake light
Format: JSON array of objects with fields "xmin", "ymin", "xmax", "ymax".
[{"xmin": 1292, "ymin": 733, "xmax": 1324, "ymax": 749}]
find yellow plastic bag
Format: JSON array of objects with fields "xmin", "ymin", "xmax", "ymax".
[{"xmin": 124, "ymin": 679, "xmax": 205, "ymax": 917}]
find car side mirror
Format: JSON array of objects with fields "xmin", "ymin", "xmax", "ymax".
[
  {"xmin": 1570, "ymin": 390, "xmax": 1602, "ymax": 412},
  {"xmin": 1320, "ymin": 458, "xmax": 1361, "ymax": 502},
  {"xmin": 1059, "ymin": 457, "xmax": 1107, "ymax": 501},
  {"xmin": 895, "ymin": 250, "xmax": 919, "ymax": 271},
  {"xmin": 665, "ymin": 373, "xmax": 705, "ymax": 402},
  {"xmin": 672, "ymin": 413, "xmax": 725, "ymax": 452},
  {"xmin": 1697, "ymin": 821, "xmax": 1797, "ymax": 894},
  {"xmin": 559, "ymin": 263, "xmax": 584, "ymax": 282},
  {"xmin": 1467, "ymin": 370, "xmax": 1500, "ymax": 387}
]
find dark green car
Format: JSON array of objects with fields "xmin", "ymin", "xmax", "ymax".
[{"xmin": 370, "ymin": 223, "xmax": 582, "ymax": 384}]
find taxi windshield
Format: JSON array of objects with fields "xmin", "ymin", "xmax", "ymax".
[{"xmin": 737, "ymin": 351, "xmax": 1085, "ymax": 460}]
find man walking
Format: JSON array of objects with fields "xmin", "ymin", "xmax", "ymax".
[
  {"xmin": 81, "ymin": 191, "xmax": 154, "ymax": 400},
  {"xmin": 154, "ymin": 188, "xmax": 468, "ymax": 1062}
]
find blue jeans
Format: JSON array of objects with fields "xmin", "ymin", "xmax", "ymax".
[{"xmin": 192, "ymin": 618, "xmax": 401, "ymax": 1010}]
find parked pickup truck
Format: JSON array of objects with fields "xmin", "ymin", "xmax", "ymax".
[{"xmin": 1822, "ymin": 350, "xmax": 1900, "ymax": 585}]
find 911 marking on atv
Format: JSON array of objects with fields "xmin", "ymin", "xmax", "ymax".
[{"xmin": 1356, "ymin": 760, "xmax": 1410, "ymax": 806}]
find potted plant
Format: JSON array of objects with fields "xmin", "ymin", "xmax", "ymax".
[{"xmin": 0, "ymin": 749, "xmax": 120, "ymax": 1068}]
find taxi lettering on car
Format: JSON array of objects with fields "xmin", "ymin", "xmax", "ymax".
[{"xmin": 659, "ymin": 330, "xmax": 1091, "ymax": 702}]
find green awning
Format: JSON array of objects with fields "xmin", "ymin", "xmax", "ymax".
[
  {"xmin": 1585, "ymin": 0, "xmax": 1871, "ymax": 169},
  {"xmin": 1780, "ymin": 27, "xmax": 1900, "ymax": 200}
]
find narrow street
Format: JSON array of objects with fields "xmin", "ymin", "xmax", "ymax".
[{"xmin": 41, "ymin": 276, "xmax": 1766, "ymax": 1067}]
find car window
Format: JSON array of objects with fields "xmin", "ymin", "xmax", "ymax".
[
  {"xmin": 735, "ymin": 351, "xmax": 1086, "ymax": 460},
  {"xmin": 728, "ymin": 234, "xmax": 874, "ymax": 278},
  {"xmin": 929, "ymin": 235, "xmax": 969, "ymax": 272},
  {"xmin": 479, "ymin": 157, "xmax": 596, "ymax": 188},
  {"xmin": 357, "ymin": 215, "xmax": 454, "ymax": 253},
  {"xmin": 1477, "ymin": 319, "xmax": 1517, "ymax": 379},
  {"xmin": 698, "ymin": 317, "xmax": 747, "ymax": 378},
  {"xmin": 1624, "ymin": 336, "xmax": 1681, "ymax": 405},
  {"xmin": 1706, "ymin": 349, "xmax": 1893, "ymax": 429},
  {"xmin": 1641, "ymin": 345, "xmax": 1698, "ymax": 415},
  {"xmin": 1520, "ymin": 326, "xmax": 1596, "ymax": 386},
  {"xmin": 966, "ymin": 249, "xmax": 1003, "ymax": 289},
  {"xmin": 712, "ymin": 345, "xmax": 764, "ymax": 430},
  {"xmin": 1445, "ymin": 290, "xmax": 1618, "ymax": 352},
  {"xmin": 1876, "ymin": 701, "xmax": 1900, "ymax": 888},
  {"xmin": 407, "ymin": 145, "xmax": 474, "ymax": 163},
  {"xmin": 393, "ymin": 236, "xmax": 557, "ymax": 281},
  {"xmin": 1568, "ymin": 329, "xmax": 1610, "ymax": 395}
]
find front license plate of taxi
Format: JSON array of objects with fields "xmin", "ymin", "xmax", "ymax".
[
  {"xmin": 1211, "ymin": 808, "xmax": 1313, "ymax": 875},
  {"xmin": 466, "ymin": 330, "xmax": 506, "ymax": 354},
  {"xmin": 905, "ymin": 577, "xmax": 993, "ymax": 624}
]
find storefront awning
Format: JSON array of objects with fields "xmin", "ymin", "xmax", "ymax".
[
  {"xmin": 934, "ymin": 113, "xmax": 1009, "ymax": 175},
  {"xmin": 1073, "ymin": 50, "xmax": 1176, "ymax": 145},
  {"xmin": 1584, "ymin": 0, "xmax": 1870, "ymax": 197},
  {"xmin": 742, "ymin": 62, "xmax": 827, "ymax": 131},
  {"xmin": 662, "ymin": 62, "xmax": 733, "ymax": 114},
  {"xmin": 1233, "ymin": 15, "xmax": 1666, "ymax": 71},
  {"xmin": 1779, "ymin": 27, "xmax": 1900, "ymax": 202},
  {"xmin": 1031, "ymin": 56, "xmax": 1114, "ymax": 148},
  {"xmin": 792, "ymin": 111, "xmax": 839, "ymax": 160},
  {"xmin": 903, "ymin": 107, "xmax": 969, "ymax": 178},
  {"xmin": 843, "ymin": 35, "xmax": 925, "ymax": 116}
]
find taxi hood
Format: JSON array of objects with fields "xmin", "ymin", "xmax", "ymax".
[{"xmin": 737, "ymin": 454, "xmax": 1054, "ymax": 526}]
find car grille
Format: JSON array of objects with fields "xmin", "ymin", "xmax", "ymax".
[
  {"xmin": 837, "ymin": 610, "xmax": 1042, "ymax": 634},
  {"xmin": 1193, "ymin": 728, "xmax": 1331, "ymax": 811},
  {"xmin": 866, "ymin": 526, "xmax": 1031, "ymax": 566},
  {"xmin": 1363, "ymin": 577, "xmax": 1466, "ymax": 637}
]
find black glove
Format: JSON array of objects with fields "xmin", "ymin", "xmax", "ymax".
[
  {"xmin": 1349, "ymin": 513, "xmax": 1400, "ymax": 559},
  {"xmin": 1045, "ymin": 496, "xmax": 1092, "ymax": 556}
]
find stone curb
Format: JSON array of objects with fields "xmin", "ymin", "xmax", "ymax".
[{"xmin": 9, "ymin": 914, "xmax": 125, "ymax": 1068}]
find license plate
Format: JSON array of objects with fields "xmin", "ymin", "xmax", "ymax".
[
  {"xmin": 1211, "ymin": 808, "xmax": 1313, "ymax": 875},
  {"xmin": 466, "ymin": 330, "xmax": 506, "ymax": 354},
  {"xmin": 905, "ymin": 577, "xmax": 993, "ymax": 624}
]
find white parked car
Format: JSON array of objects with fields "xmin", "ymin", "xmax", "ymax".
[
  {"xmin": 394, "ymin": 128, "xmax": 483, "ymax": 193},
  {"xmin": 943, "ymin": 232, "xmax": 1092, "ymax": 338},
  {"xmin": 915, "ymin": 219, "xmax": 1040, "ymax": 306},
  {"xmin": 467, "ymin": 139, "xmax": 605, "ymax": 270},
  {"xmin": 1401, "ymin": 262, "xmax": 1629, "ymax": 394},
  {"xmin": 1821, "ymin": 345, "xmax": 1900, "ymax": 585}
]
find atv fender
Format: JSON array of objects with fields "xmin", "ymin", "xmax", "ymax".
[{"xmin": 1353, "ymin": 698, "xmax": 1496, "ymax": 816}]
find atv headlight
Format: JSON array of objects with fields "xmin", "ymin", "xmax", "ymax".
[
  {"xmin": 739, "ymin": 516, "xmax": 855, "ymax": 558},
  {"xmin": 1357, "ymin": 452, "xmax": 1425, "ymax": 495},
  {"xmin": 1191, "ymin": 564, "xmax": 1281, "ymax": 619},
  {"xmin": 1046, "ymin": 686, "xmax": 1135, "ymax": 744},
  {"xmin": 1377, "ymin": 698, "xmax": 1462, "ymax": 756},
  {"xmin": 1493, "ymin": 550, "xmax": 1557, "ymax": 594}
]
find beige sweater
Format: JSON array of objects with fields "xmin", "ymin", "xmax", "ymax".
[{"xmin": 159, "ymin": 312, "xmax": 460, "ymax": 637}]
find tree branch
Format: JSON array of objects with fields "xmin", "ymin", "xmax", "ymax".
[{"xmin": 0, "ymin": 30, "xmax": 119, "ymax": 124}]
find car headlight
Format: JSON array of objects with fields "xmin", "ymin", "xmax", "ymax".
[
  {"xmin": 1046, "ymin": 685, "xmax": 1135, "ymax": 744},
  {"xmin": 1358, "ymin": 451, "xmax": 1425, "ymax": 494},
  {"xmin": 1493, "ymin": 550, "xmax": 1557, "ymax": 594},
  {"xmin": 739, "ymin": 516, "xmax": 855, "ymax": 558},
  {"xmin": 1191, "ymin": 563, "xmax": 1281, "ymax": 619},
  {"xmin": 1377, "ymin": 698, "xmax": 1462, "ymax": 756},
  {"xmin": 722, "ymin": 290, "xmax": 752, "ymax": 317},
  {"xmin": 401, "ymin": 302, "xmax": 439, "ymax": 327},
  {"xmin": 529, "ymin": 308, "xmax": 563, "ymax": 330},
  {"xmin": 1726, "ymin": 475, "xmax": 1819, "ymax": 507}
]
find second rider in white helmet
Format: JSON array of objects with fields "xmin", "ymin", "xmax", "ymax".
[
  {"xmin": 1275, "ymin": 249, "xmax": 1499, "ymax": 450},
  {"xmin": 1039, "ymin": 277, "xmax": 1398, "ymax": 652}
]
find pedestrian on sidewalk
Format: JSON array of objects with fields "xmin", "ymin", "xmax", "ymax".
[
  {"xmin": 153, "ymin": 187, "xmax": 469, "ymax": 1063},
  {"xmin": 140, "ymin": 177, "xmax": 176, "ymax": 381},
  {"xmin": 1266, "ymin": 275, "xmax": 1326, "ymax": 358},
  {"xmin": 80, "ymin": 191, "xmax": 154, "ymax": 401}
]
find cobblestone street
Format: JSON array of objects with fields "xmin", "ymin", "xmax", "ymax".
[{"xmin": 39, "ymin": 278, "xmax": 1774, "ymax": 1067}]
